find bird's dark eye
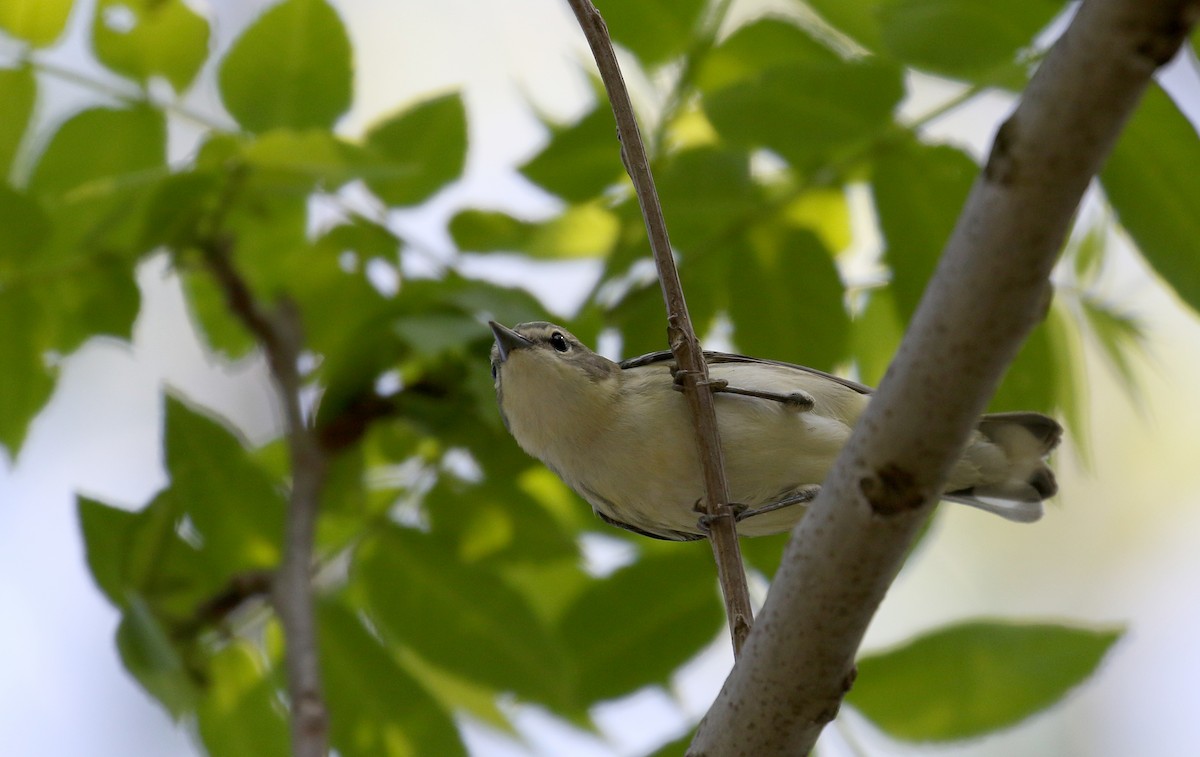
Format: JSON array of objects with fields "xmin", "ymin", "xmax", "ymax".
[{"xmin": 550, "ymin": 332, "xmax": 569, "ymax": 352}]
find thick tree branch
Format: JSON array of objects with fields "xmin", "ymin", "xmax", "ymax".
[
  {"xmin": 202, "ymin": 238, "xmax": 330, "ymax": 757},
  {"xmin": 689, "ymin": 0, "xmax": 1198, "ymax": 753},
  {"xmin": 564, "ymin": 0, "xmax": 755, "ymax": 652}
]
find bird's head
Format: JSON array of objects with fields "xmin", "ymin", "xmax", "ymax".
[{"xmin": 488, "ymin": 321, "xmax": 620, "ymax": 453}]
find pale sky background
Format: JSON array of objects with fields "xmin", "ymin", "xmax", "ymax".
[{"xmin": 1, "ymin": 1, "xmax": 1199, "ymax": 755}]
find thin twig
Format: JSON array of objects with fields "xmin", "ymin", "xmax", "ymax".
[
  {"xmin": 564, "ymin": 0, "xmax": 754, "ymax": 654},
  {"xmin": 201, "ymin": 236, "xmax": 330, "ymax": 757},
  {"xmin": 690, "ymin": 0, "xmax": 1199, "ymax": 753}
]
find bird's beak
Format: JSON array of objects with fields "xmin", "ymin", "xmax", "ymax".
[{"xmin": 489, "ymin": 321, "xmax": 532, "ymax": 362}]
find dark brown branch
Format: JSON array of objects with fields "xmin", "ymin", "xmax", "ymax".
[
  {"xmin": 690, "ymin": 0, "xmax": 1198, "ymax": 753},
  {"xmin": 563, "ymin": 0, "xmax": 755, "ymax": 654},
  {"xmin": 202, "ymin": 236, "xmax": 330, "ymax": 757}
]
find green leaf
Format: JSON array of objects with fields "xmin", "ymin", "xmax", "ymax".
[
  {"xmin": 320, "ymin": 600, "xmax": 468, "ymax": 757},
  {"xmin": 559, "ymin": 548, "xmax": 721, "ymax": 702},
  {"xmin": 520, "ymin": 105, "xmax": 624, "ymax": 203},
  {"xmin": 0, "ymin": 65, "xmax": 35, "ymax": 178},
  {"xmin": 803, "ymin": 0, "xmax": 885, "ymax": 53},
  {"xmin": 850, "ymin": 287, "xmax": 904, "ymax": 387},
  {"xmin": 196, "ymin": 642, "xmax": 290, "ymax": 757},
  {"xmin": 0, "ymin": 0, "xmax": 73, "ymax": 46},
  {"xmin": 1080, "ymin": 296, "xmax": 1144, "ymax": 391},
  {"xmin": 449, "ymin": 204, "xmax": 619, "ymax": 258},
  {"xmin": 116, "ymin": 594, "xmax": 199, "ymax": 718},
  {"xmin": 364, "ymin": 93, "xmax": 468, "ymax": 207},
  {"xmin": 728, "ymin": 227, "xmax": 849, "ymax": 372},
  {"xmin": 162, "ymin": 397, "xmax": 285, "ymax": 573},
  {"xmin": 593, "ymin": 0, "xmax": 706, "ymax": 67},
  {"xmin": 705, "ymin": 57, "xmax": 904, "ymax": 169},
  {"xmin": 872, "ymin": 139, "xmax": 976, "ymax": 320},
  {"xmin": 879, "ymin": 0, "xmax": 1061, "ymax": 84},
  {"xmin": 0, "ymin": 288, "xmax": 51, "ymax": 453},
  {"xmin": 92, "ymin": 0, "xmax": 210, "ymax": 91},
  {"xmin": 697, "ymin": 17, "xmax": 838, "ymax": 93},
  {"xmin": 989, "ymin": 305, "xmax": 1072, "ymax": 416},
  {"xmin": 849, "ymin": 620, "xmax": 1122, "ymax": 742},
  {"xmin": 357, "ymin": 525, "xmax": 575, "ymax": 709},
  {"xmin": 657, "ymin": 146, "xmax": 757, "ymax": 253},
  {"xmin": 218, "ymin": 0, "xmax": 352, "ymax": 132},
  {"xmin": 78, "ymin": 497, "xmax": 139, "ymax": 606},
  {"xmin": 1102, "ymin": 85, "xmax": 1200, "ymax": 316},
  {"xmin": 30, "ymin": 105, "xmax": 166, "ymax": 200}
]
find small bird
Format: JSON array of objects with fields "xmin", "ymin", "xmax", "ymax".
[{"xmin": 489, "ymin": 321, "xmax": 1061, "ymax": 541}]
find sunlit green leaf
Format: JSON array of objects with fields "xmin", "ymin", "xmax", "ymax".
[
  {"xmin": 697, "ymin": 17, "xmax": 838, "ymax": 93},
  {"xmin": 30, "ymin": 105, "xmax": 166, "ymax": 200},
  {"xmin": 521, "ymin": 105, "xmax": 624, "ymax": 203},
  {"xmin": 450, "ymin": 203, "xmax": 619, "ymax": 259},
  {"xmin": 558, "ymin": 547, "xmax": 721, "ymax": 702},
  {"xmin": 92, "ymin": 0, "xmax": 210, "ymax": 91},
  {"xmin": 321, "ymin": 600, "xmax": 468, "ymax": 757},
  {"xmin": 364, "ymin": 93, "xmax": 467, "ymax": 206},
  {"xmin": 0, "ymin": 0, "xmax": 72, "ymax": 46},
  {"xmin": 849, "ymin": 621, "xmax": 1122, "ymax": 741},
  {"xmin": 0, "ymin": 288, "xmax": 52, "ymax": 453},
  {"xmin": 705, "ymin": 57, "xmax": 904, "ymax": 169},
  {"xmin": 657, "ymin": 146, "xmax": 757, "ymax": 253},
  {"xmin": 0, "ymin": 65, "xmax": 35, "ymax": 178},
  {"xmin": 593, "ymin": 0, "xmax": 705, "ymax": 66},
  {"xmin": 872, "ymin": 139, "xmax": 976, "ymax": 320},
  {"xmin": 196, "ymin": 642, "xmax": 289, "ymax": 757},
  {"xmin": 358, "ymin": 525, "xmax": 575, "ymax": 709},
  {"xmin": 1102, "ymin": 85, "xmax": 1200, "ymax": 316},
  {"xmin": 850, "ymin": 287, "xmax": 904, "ymax": 387},
  {"xmin": 218, "ymin": 0, "xmax": 352, "ymax": 132}
]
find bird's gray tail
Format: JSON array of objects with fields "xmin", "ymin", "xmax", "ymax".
[{"xmin": 944, "ymin": 412, "xmax": 1063, "ymax": 523}]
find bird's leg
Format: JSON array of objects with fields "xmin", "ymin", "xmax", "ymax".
[
  {"xmin": 693, "ymin": 486, "xmax": 820, "ymax": 533},
  {"xmin": 732, "ymin": 485, "xmax": 821, "ymax": 522},
  {"xmin": 671, "ymin": 367, "xmax": 815, "ymax": 411}
]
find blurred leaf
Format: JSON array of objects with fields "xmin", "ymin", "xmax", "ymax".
[
  {"xmin": 872, "ymin": 139, "xmax": 975, "ymax": 319},
  {"xmin": 218, "ymin": 0, "xmax": 352, "ymax": 132},
  {"xmin": 593, "ymin": 0, "xmax": 705, "ymax": 67},
  {"xmin": 779, "ymin": 187, "xmax": 852, "ymax": 253},
  {"xmin": 879, "ymin": 0, "xmax": 1060, "ymax": 84},
  {"xmin": 1070, "ymin": 222, "xmax": 1106, "ymax": 284},
  {"xmin": 642, "ymin": 731, "xmax": 695, "ymax": 757},
  {"xmin": 0, "ymin": 282, "xmax": 50, "ymax": 455},
  {"xmin": 849, "ymin": 621, "xmax": 1122, "ymax": 741},
  {"xmin": 1102, "ymin": 85, "xmax": 1200, "ymax": 316},
  {"xmin": 78, "ymin": 497, "xmax": 139, "ymax": 606},
  {"xmin": 803, "ymin": 0, "xmax": 885, "ymax": 53},
  {"xmin": 705, "ymin": 57, "xmax": 904, "ymax": 169},
  {"xmin": 29, "ymin": 105, "xmax": 166, "ymax": 200},
  {"xmin": 92, "ymin": 0, "xmax": 210, "ymax": 91},
  {"xmin": 1080, "ymin": 296, "xmax": 1144, "ymax": 392},
  {"xmin": 0, "ymin": 0, "xmax": 72, "ymax": 46},
  {"xmin": 521, "ymin": 105, "xmax": 624, "ymax": 203},
  {"xmin": 657, "ymin": 146, "xmax": 757, "ymax": 253},
  {"xmin": 0, "ymin": 65, "xmax": 35, "ymax": 178},
  {"xmin": 697, "ymin": 17, "xmax": 838, "ymax": 93},
  {"xmin": 558, "ymin": 548, "xmax": 721, "ymax": 702},
  {"xmin": 320, "ymin": 600, "xmax": 468, "ymax": 757},
  {"xmin": 988, "ymin": 305, "xmax": 1072, "ymax": 416},
  {"xmin": 729, "ymin": 228, "xmax": 849, "ymax": 372},
  {"xmin": 240, "ymin": 128, "xmax": 353, "ymax": 190},
  {"xmin": 196, "ymin": 642, "xmax": 290, "ymax": 757},
  {"xmin": 358, "ymin": 525, "xmax": 575, "ymax": 708},
  {"xmin": 117, "ymin": 594, "xmax": 199, "ymax": 718},
  {"xmin": 851, "ymin": 287, "xmax": 904, "ymax": 387},
  {"xmin": 364, "ymin": 93, "xmax": 467, "ymax": 206},
  {"xmin": 450, "ymin": 203, "xmax": 619, "ymax": 259},
  {"xmin": 162, "ymin": 396, "xmax": 285, "ymax": 573}
]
